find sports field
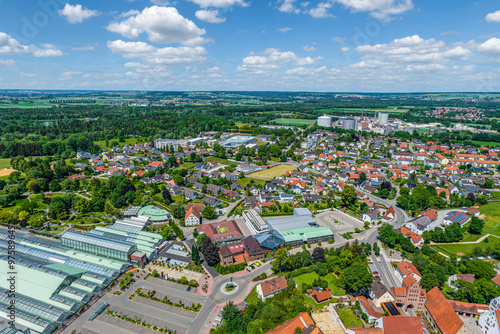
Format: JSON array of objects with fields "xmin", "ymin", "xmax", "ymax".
[{"xmin": 248, "ymin": 164, "xmax": 296, "ymax": 179}]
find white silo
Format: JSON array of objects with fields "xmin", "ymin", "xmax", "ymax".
[{"xmin": 317, "ymin": 115, "xmax": 332, "ymax": 127}]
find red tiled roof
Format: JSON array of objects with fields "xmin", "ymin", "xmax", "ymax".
[
  {"xmin": 491, "ymin": 274, "xmax": 500, "ymax": 287},
  {"xmin": 266, "ymin": 312, "xmax": 316, "ymax": 334},
  {"xmin": 425, "ymin": 287, "xmax": 464, "ymax": 334},
  {"xmin": 397, "ymin": 261, "xmax": 421, "ymax": 278},
  {"xmin": 383, "ymin": 316, "xmax": 423, "ymax": 334},
  {"xmin": 314, "ymin": 290, "xmax": 332, "ymax": 303},
  {"xmin": 261, "ymin": 276, "xmax": 287, "ymax": 298}
]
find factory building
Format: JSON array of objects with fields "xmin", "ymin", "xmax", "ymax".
[{"xmin": 343, "ymin": 118, "xmax": 357, "ymax": 130}]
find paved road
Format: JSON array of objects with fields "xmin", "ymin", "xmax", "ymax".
[{"xmin": 187, "ymin": 262, "xmax": 272, "ymax": 334}]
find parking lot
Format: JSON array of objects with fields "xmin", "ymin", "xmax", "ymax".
[
  {"xmin": 316, "ymin": 209, "xmax": 364, "ymax": 234},
  {"xmin": 66, "ymin": 273, "xmax": 208, "ymax": 334}
]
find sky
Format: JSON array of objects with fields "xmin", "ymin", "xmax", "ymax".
[{"xmin": 1, "ymin": 0, "xmax": 500, "ymax": 92}]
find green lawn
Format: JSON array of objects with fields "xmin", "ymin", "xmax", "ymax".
[
  {"xmin": 177, "ymin": 162, "xmax": 196, "ymax": 170},
  {"xmin": 244, "ymin": 288, "xmax": 259, "ymax": 304},
  {"xmin": 480, "ymin": 203, "xmax": 500, "ymax": 235},
  {"xmin": 431, "ymin": 236, "xmax": 500, "ymax": 257},
  {"xmin": 237, "ymin": 178, "xmax": 267, "ymax": 187},
  {"xmin": 94, "ymin": 137, "xmax": 141, "ymax": 149},
  {"xmin": 0, "ymin": 158, "xmax": 11, "ymax": 169},
  {"xmin": 294, "ymin": 272, "xmax": 345, "ymax": 296},
  {"xmin": 207, "ymin": 157, "xmax": 239, "ymax": 166},
  {"xmin": 337, "ymin": 308, "xmax": 363, "ymax": 327},
  {"xmin": 272, "ymin": 118, "xmax": 316, "ymax": 126},
  {"xmin": 471, "ymin": 141, "xmax": 500, "ymax": 148}
]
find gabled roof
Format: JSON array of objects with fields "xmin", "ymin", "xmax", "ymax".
[
  {"xmin": 260, "ymin": 276, "xmax": 287, "ymax": 297},
  {"xmin": 397, "ymin": 261, "xmax": 421, "ymax": 278},
  {"xmin": 371, "ymin": 280, "xmax": 389, "ymax": 299},
  {"xmin": 382, "ymin": 316, "xmax": 424, "ymax": 334},
  {"xmin": 425, "ymin": 287, "xmax": 464, "ymax": 334},
  {"xmin": 266, "ymin": 312, "xmax": 317, "ymax": 334}
]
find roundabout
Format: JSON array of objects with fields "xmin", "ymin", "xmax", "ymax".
[{"xmin": 220, "ymin": 282, "xmax": 239, "ymax": 295}]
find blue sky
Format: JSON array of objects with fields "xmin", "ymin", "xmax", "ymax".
[{"xmin": 1, "ymin": 0, "xmax": 500, "ymax": 92}]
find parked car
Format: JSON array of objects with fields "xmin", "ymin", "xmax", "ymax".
[{"xmin": 186, "ymin": 286, "xmax": 191, "ymax": 292}]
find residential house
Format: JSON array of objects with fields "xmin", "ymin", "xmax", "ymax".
[
  {"xmin": 219, "ymin": 242, "xmax": 245, "ymax": 266},
  {"xmin": 167, "ymin": 184, "xmax": 182, "ymax": 197},
  {"xmin": 370, "ymin": 281, "xmax": 394, "ymax": 308},
  {"xmin": 243, "ymin": 236, "xmax": 266, "ymax": 262},
  {"xmin": 397, "ymin": 226, "xmax": 424, "ymax": 248},
  {"xmin": 357, "ymin": 295, "xmax": 384, "ymax": 323},
  {"xmin": 202, "ymin": 196, "xmax": 218, "ymax": 207},
  {"xmin": 256, "ymin": 276, "xmax": 288, "ymax": 301},
  {"xmin": 185, "ymin": 203, "xmax": 203, "ymax": 226},
  {"xmin": 266, "ymin": 312, "xmax": 319, "ymax": 334},
  {"xmin": 405, "ymin": 216, "xmax": 432, "ymax": 235},
  {"xmin": 183, "ymin": 189, "xmax": 198, "ymax": 201},
  {"xmin": 193, "ymin": 182, "xmax": 204, "ymax": 192},
  {"xmin": 421, "ymin": 209, "xmax": 438, "ymax": 221},
  {"xmin": 363, "ymin": 209, "xmax": 380, "ymax": 223},
  {"xmin": 395, "ymin": 261, "xmax": 421, "ymax": 281},
  {"xmin": 231, "ymin": 182, "xmax": 243, "ymax": 192},
  {"xmin": 279, "ymin": 193, "xmax": 294, "ymax": 203},
  {"xmin": 207, "ymin": 184, "xmax": 223, "ymax": 196},
  {"xmin": 249, "ymin": 186, "xmax": 260, "ymax": 196}
]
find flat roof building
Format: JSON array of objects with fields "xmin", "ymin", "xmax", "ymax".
[
  {"xmin": 243, "ymin": 209, "xmax": 270, "ymax": 234},
  {"xmin": 266, "ymin": 208, "xmax": 317, "ymax": 232},
  {"xmin": 220, "ymin": 136, "xmax": 257, "ymax": 149},
  {"xmin": 0, "ymin": 228, "xmax": 123, "ymax": 334},
  {"xmin": 279, "ymin": 226, "xmax": 334, "ymax": 246}
]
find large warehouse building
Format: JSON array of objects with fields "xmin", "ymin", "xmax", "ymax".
[
  {"xmin": 220, "ymin": 136, "xmax": 257, "ymax": 149},
  {"xmin": 242, "ymin": 208, "xmax": 333, "ymax": 246},
  {"xmin": 0, "ymin": 228, "xmax": 124, "ymax": 333}
]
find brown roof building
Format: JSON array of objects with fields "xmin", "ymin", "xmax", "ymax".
[
  {"xmin": 257, "ymin": 276, "xmax": 288, "ymax": 300},
  {"xmin": 266, "ymin": 312, "xmax": 320, "ymax": 334},
  {"xmin": 424, "ymin": 287, "xmax": 471, "ymax": 334},
  {"xmin": 378, "ymin": 316, "xmax": 424, "ymax": 334}
]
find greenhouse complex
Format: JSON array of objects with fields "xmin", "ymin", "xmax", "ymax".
[{"xmin": 0, "ymin": 215, "xmax": 163, "ymax": 333}]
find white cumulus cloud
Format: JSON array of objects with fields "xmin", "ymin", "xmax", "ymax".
[
  {"xmin": 478, "ymin": 38, "xmax": 500, "ymax": 57},
  {"xmin": 278, "ymin": 27, "xmax": 292, "ymax": 33},
  {"xmin": 486, "ymin": 10, "xmax": 500, "ymax": 23},
  {"xmin": 336, "ymin": 0, "xmax": 414, "ymax": 20},
  {"xmin": 58, "ymin": 4, "xmax": 100, "ymax": 24},
  {"xmin": 107, "ymin": 40, "xmax": 207, "ymax": 66},
  {"xmin": 0, "ymin": 33, "xmax": 63, "ymax": 57},
  {"xmin": 195, "ymin": 9, "xmax": 226, "ymax": 23},
  {"xmin": 237, "ymin": 48, "xmax": 320, "ymax": 74},
  {"xmin": 187, "ymin": 0, "xmax": 249, "ymax": 8},
  {"xmin": 107, "ymin": 6, "xmax": 208, "ymax": 45},
  {"xmin": 303, "ymin": 45, "xmax": 316, "ymax": 51},
  {"xmin": 308, "ymin": 2, "xmax": 334, "ymax": 18}
]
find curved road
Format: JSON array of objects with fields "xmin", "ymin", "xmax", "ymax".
[{"xmin": 188, "ymin": 187, "xmax": 410, "ymax": 333}]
